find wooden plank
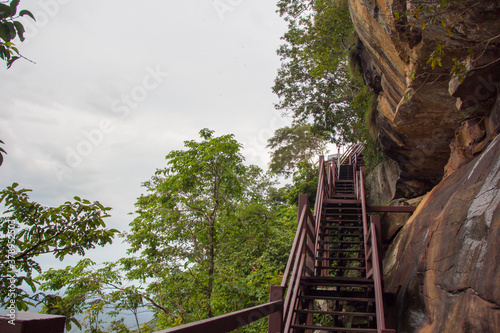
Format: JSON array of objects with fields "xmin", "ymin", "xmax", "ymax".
[
  {"xmin": 300, "ymin": 295, "xmax": 375, "ymax": 302},
  {"xmin": 155, "ymin": 301, "xmax": 283, "ymax": 333},
  {"xmin": 294, "ymin": 309, "xmax": 376, "ymax": 317},
  {"xmin": 324, "ymin": 198, "xmax": 361, "ymax": 204}
]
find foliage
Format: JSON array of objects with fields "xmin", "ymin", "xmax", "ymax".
[
  {"xmin": 0, "ymin": 183, "xmax": 117, "ymax": 314},
  {"xmin": 273, "ymin": 0, "xmax": 387, "ymax": 172},
  {"xmin": 32, "ymin": 129, "xmax": 308, "ymax": 332},
  {"xmin": 38, "ymin": 259, "xmax": 146, "ymax": 332},
  {"xmin": 0, "ymin": 139, "xmax": 5, "ymax": 166},
  {"xmin": 267, "ymin": 123, "xmax": 327, "ymax": 177},
  {"xmin": 393, "ymin": 0, "xmax": 498, "ymax": 82},
  {"xmin": 273, "ymin": 0, "xmax": 366, "ymax": 145},
  {"xmin": 284, "ymin": 161, "xmax": 319, "ymax": 207},
  {"xmin": 120, "ymin": 129, "xmax": 296, "ymax": 330},
  {"xmin": 0, "ymin": 0, "xmax": 34, "ymax": 68}
]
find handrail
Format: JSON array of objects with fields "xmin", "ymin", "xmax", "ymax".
[
  {"xmin": 155, "ymin": 300, "xmax": 283, "ymax": 333},
  {"xmin": 152, "ymin": 148, "xmax": 378, "ymax": 333},
  {"xmin": 357, "ymin": 167, "xmax": 395, "ymax": 333},
  {"xmin": 359, "ymin": 167, "xmax": 370, "ymax": 273},
  {"xmin": 338, "ymin": 143, "xmax": 364, "ymax": 166},
  {"xmin": 282, "ymin": 194, "xmax": 316, "ymax": 332}
]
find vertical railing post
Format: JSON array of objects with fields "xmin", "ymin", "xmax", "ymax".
[
  {"xmin": 268, "ymin": 286, "xmax": 284, "ymax": 333},
  {"xmin": 299, "ymin": 194, "xmax": 314, "ymax": 274}
]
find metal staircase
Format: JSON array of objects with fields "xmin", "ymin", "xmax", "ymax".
[
  {"xmin": 155, "ymin": 144, "xmax": 395, "ymax": 333},
  {"xmin": 288, "ymin": 149, "xmax": 386, "ymax": 332}
]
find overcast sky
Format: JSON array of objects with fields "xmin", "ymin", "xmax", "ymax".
[{"xmin": 0, "ymin": 0, "xmax": 293, "ymax": 267}]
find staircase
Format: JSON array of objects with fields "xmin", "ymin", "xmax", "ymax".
[
  {"xmin": 154, "ymin": 145, "xmax": 394, "ymax": 333},
  {"xmin": 282, "ymin": 147, "xmax": 394, "ymax": 333},
  {"xmin": 290, "ymin": 163, "xmax": 378, "ymax": 332}
]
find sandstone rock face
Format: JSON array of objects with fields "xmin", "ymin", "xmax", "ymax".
[
  {"xmin": 382, "ymin": 135, "xmax": 500, "ymax": 332},
  {"xmin": 445, "ymin": 100, "xmax": 500, "ymax": 176},
  {"xmin": 349, "ymin": 0, "xmax": 500, "ymax": 197},
  {"xmin": 379, "ymin": 198, "xmax": 412, "ymax": 244},
  {"xmin": 366, "ymin": 159, "xmax": 400, "ymax": 206}
]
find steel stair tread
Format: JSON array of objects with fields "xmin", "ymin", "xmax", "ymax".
[
  {"xmin": 294, "ymin": 309, "xmax": 376, "ymax": 317},
  {"xmin": 302, "ymin": 276, "xmax": 373, "ymax": 283},
  {"xmin": 315, "ymin": 257, "xmax": 365, "ymax": 261},
  {"xmin": 291, "ymin": 325, "xmax": 377, "ymax": 332},
  {"xmin": 319, "ymin": 240, "xmax": 364, "ymax": 244},
  {"xmin": 299, "ymin": 295, "xmax": 375, "ymax": 303},
  {"xmin": 301, "ymin": 281, "xmax": 374, "ymax": 288},
  {"xmin": 321, "ymin": 225, "xmax": 363, "ymax": 230},
  {"xmin": 315, "ymin": 266, "xmax": 366, "ymax": 270}
]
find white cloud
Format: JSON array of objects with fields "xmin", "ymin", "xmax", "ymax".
[{"xmin": 0, "ymin": 0, "xmax": 287, "ymax": 263}]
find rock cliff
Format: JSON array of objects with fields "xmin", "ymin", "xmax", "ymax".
[
  {"xmin": 383, "ymin": 134, "xmax": 500, "ymax": 332},
  {"xmin": 349, "ymin": 0, "xmax": 500, "ymax": 196},
  {"xmin": 348, "ymin": 0, "xmax": 500, "ymax": 331}
]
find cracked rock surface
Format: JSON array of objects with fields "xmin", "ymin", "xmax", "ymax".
[{"xmin": 382, "ymin": 135, "xmax": 500, "ymax": 332}]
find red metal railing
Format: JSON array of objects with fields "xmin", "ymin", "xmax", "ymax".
[
  {"xmin": 152, "ymin": 147, "xmax": 396, "ymax": 333},
  {"xmin": 357, "ymin": 166, "xmax": 395, "ymax": 333},
  {"xmin": 153, "ymin": 157, "xmax": 332, "ymax": 333},
  {"xmin": 281, "ymin": 194, "xmax": 316, "ymax": 332},
  {"xmin": 338, "ymin": 142, "xmax": 364, "ymax": 173}
]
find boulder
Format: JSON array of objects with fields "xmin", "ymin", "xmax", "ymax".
[{"xmin": 382, "ymin": 135, "xmax": 500, "ymax": 332}]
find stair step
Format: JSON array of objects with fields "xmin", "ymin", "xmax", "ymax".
[
  {"xmin": 324, "ymin": 199, "xmax": 361, "ymax": 204},
  {"xmin": 320, "ymin": 240, "xmax": 364, "ymax": 244},
  {"xmin": 319, "ymin": 233, "xmax": 362, "ymax": 237},
  {"xmin": 304, "ymin": 287, "xmax": 374, "ymax": 298},
  {"xmin": 330, "ymin": 194, "xmax": 358, "ymax": 198},
  {"xmin": 300, "ymin": 295, "xmax": 375, "ymax": 302},
  {"xmin": 323, "ymin": 249, "xmax": 365, "ymax": 253},
  {"xmin": 301, "ymin": 281, "xmax": 374, "ymax": 289},
  {"xmin": 315, "ymin": 266, "xmax": 366, "ymax": 270},
  {"xmin": 321, "ymin": 219, "xmax": 363, "ymax": 223},
  {"xmin": 295, "ymin": 309, "xmax": 376, "ymax": 317},
  {"xmin": 302, "ymin": 276, "xmax": 373, "ymax": 284},
  {"xmin": 315, "ymin": 257, "xmax": 365, "ymax": 261},
  {"xmin": 291, "ymin": 325, "xmax": 377, "ymax": 332},
  {"xmin": 321, "ymin": 225, "xmax": 363, "ymax": 230}
]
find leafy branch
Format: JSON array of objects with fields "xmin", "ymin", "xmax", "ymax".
[{"xmin": 0, "ymin": 0, "xmax": 35, "ymax": 68}]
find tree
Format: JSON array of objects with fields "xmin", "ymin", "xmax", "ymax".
[
  {"xmin": 121, "ymin": 129, "xmax": 296, "ymax": 330},
  {"xmin": 125, "ymin": 128, "xmax": 248, "ymax": 319},
  {"xmin": 38, "ymin": 259, "xmax": 147, "ymax": 332},
  {"xmin": 273, "ymin": 0, "xmax": 364, "ymax": 145},
  {"xmin": 267, "ymin": 123, "xmax": 327, "ymax": 177},
  {"xmin": 0, "ymin": 0, "xmax": 35, "ymax": 68},
  {"xmin": 0, "ymin": 183, "xmax": 118, "ymax": 314},
  {"xmin": 36, "ymin": 129, "xmax": 298, "ymax": 332}
]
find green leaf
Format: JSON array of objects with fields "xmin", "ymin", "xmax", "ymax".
[
  {"xmin": 0, "ymin": 4, "xmax": 10, "ymax": 19},
  {"xmin": 6, "ymin": 55, "xmax": 19, "ymax": 68},
  {"xmin": 9, "ymin": 0, "xmax": 20, "ymax": 16},
  {"xmin": 19, "ymin": 9, "xmax": 35, "ymax": 21},
  {"xmin": 13, "ymin": 21, "xmax": 24, "ymax": 41}
]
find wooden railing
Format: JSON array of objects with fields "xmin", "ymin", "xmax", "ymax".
[
  {"xmin": 152, "ymin": 150, "xmax": 397, "ymax": 333},
  {"xmin": 155, "ymin": 297, "xmax": 284, "ymax": 333},
  {"xmin": 153, "ymin": 157, "xmax": 332, "ymax": 333},
  {"xmin": 338, "ymin": 142, "xmax": 364, "ymax": 168},
  {"xmin": 281, "ymin": 194, "xmax": 316, "ymax": 333},
  {"xmin": 357, "ymin": 166, "xmax": 395, "ymax": 333}
]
